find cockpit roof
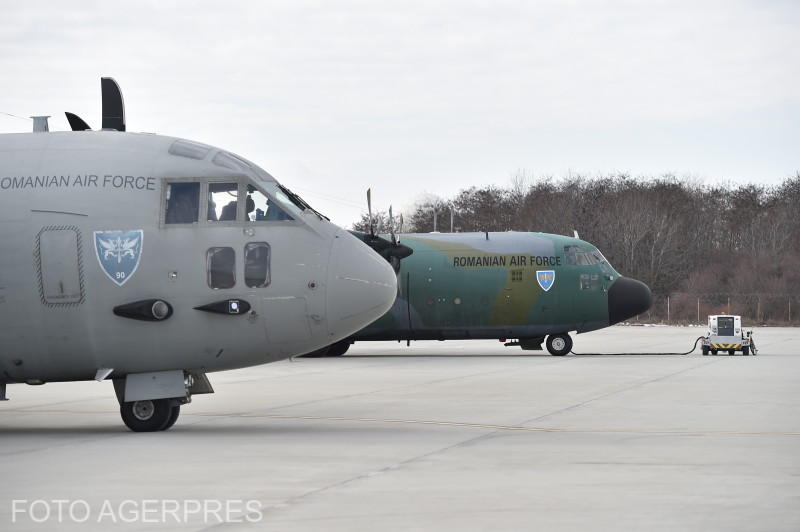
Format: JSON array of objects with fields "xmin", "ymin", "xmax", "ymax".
[{"xmin": 167, "ymin": 138, "xmax": 277, "ymax": 183}]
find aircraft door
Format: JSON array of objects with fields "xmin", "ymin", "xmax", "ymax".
[
  {"xmin": 36, "ymin": 226, "xmax": 85, "ymax": 305},
  {"xmin": 30, "ymin": 225, "xmax": 91, "ymax": 377}
]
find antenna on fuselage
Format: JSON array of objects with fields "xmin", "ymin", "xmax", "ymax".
[{"xmin": 30, "ymin": 116, "xmax": 50, "ymax": 132}]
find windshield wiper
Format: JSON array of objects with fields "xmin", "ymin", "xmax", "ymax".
[{"xmin": 278, "ymin": 185, "xmax": 328, "ymax": 220}]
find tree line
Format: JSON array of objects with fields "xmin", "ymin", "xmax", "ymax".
[{"xmin": 355, "ymin": 173, "xmax": 800, "ymax": 323}]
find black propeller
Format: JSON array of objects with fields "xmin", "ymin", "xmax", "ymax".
[
  {"xmin": 101, "ymin": 77, "xmax": 125, "ymax": 131},
  {"xmin": 353, "ymin": 189, "xmax": 413, "ymax": 274},
  {"xmin": 65, "ymin": 77, "xmax": 126, "ymax": 132},
  {"xmin": 65, "ymin": 112, "xmax": 91, "ymax": 131}
]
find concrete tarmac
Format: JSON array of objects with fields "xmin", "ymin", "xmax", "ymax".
[{"xmin": 1, "ymin": 326, "xmax": 799, "ymax": 531}]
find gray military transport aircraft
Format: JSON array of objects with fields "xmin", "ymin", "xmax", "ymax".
[{"xmin": 0, "ymin": 78, "xmax": 398, "ymax": 431}]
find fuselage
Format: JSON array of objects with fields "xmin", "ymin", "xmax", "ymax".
[
  {"xmin": 353, "ymin": 231, "xmax": 651, "ymax": 341},
  {"xmin": 0, "ymin": 131, "xmax": 397, "ymax": 384}
]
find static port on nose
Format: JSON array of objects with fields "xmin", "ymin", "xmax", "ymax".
[{"xmin": 608, "ymin": 277, "xmax": 653, "ymax": 325}]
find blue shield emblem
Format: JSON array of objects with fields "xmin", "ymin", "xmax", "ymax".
[
  {"xmin": 94, "ymin": 230, "xmax": 144, "ymax": 286},
  {"xmin": 536, "ymin": 270, "xmax": 555, "ymax": 292}
]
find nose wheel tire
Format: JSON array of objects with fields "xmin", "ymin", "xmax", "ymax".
[
  {"xmin": 546, "ymin": 334, "xmax": 572, "ymax": 356},
  {"xmin": 325, "ymin": 341, "xmax": 351, "ymax": 357},
  {"xmin": 121, "ymin": 399, "xmax": 178, "ymax": 432},
  {"xmin": 160, "ymin": 404, "xmax": 181, "ymax": 431}
]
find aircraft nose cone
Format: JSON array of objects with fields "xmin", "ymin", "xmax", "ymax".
[
  {"xmin": 326, "ymin": 231, "xmax": 397, "ymax": 340},
  {"xmin": 608, "ymin": 276, "xmax": 653, "ymax": 325}
]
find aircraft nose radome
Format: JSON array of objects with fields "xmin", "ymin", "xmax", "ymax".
[
  {"xmin": 326, "ymin": 231, "xmax": 398, "ymax": 340},
  {"xmin": 608, "ymin": 277, "xmax": 653, "ymax": 325}
]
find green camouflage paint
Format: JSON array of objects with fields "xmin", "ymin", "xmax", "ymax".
[{"xmin": 353, "ymin": 231, "xmax": 620, "ymax": 341}]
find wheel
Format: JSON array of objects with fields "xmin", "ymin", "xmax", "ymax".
[
  {"xmin": 711, "ymin": 349, "xmax": 718, "ymax": 355},
  {"xmin": 160, "ymin": 405, "xmax": 181, "ymax": 431},
  {"xmin": 546, "ymin": 333, "xmax": 572, "ymax": 356},
  {"xmin": 702, "ymin": 347, "xmax": 709, "ymax": 356},
  {"xmin": 325, "ymin": 341, "xmax": 351, "ymax": 357},
  {"xmin": 301, "ymin": 346, "xmax": 330, "ymax": 358},
  {"xmin": 120, "ymin": 399, "xmax": 174, "ymax": 432},
  {"xmin": 729, "ymin": 349, "xmax": 736, "ymax": 356},
  {"xmin": 742, "ymin": 346, "xmax": 750, "ymax": 356}
]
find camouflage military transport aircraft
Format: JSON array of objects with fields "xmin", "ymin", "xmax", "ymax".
[
  {"xmin": 309, "ymin": 230, "xmax": 652, "ymax": 356},
  {"xmin": 0, "ymin": 79, "xmax": 397, "ymax": 431}
]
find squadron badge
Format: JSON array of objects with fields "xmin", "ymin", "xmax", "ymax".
[
  {"xmin": 536, "ymin": 270, "xmax": 555, "ymax": 292},
  {"xmin": 94, "ymin": 230, "xmax": 144, "ymax": 286}
]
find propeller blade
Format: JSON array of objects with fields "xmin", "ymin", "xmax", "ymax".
[
  {"xmin": 65, "ymin": 112, "xmax": 91, "ymax": 131},
  {"xmin": 367, "ymin": 188, "xmax": 374, "ymax": 237},
  {"xmin": 399, "ymin": 213, "xmax": 404, "ymax": 239},
  {"xmin": 389, "ymin": 205, "xmax": 396, "ymax": 245},
  {"xmin": 101, "ymin": 77, "xmax": 126, "ymax": 131}
]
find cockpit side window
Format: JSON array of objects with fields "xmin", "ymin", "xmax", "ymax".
[
  {"xmin": 208, "ymin": 183, "xmax": 239, "ymax": 222},
  {"xmin": 564, "ymin": 245, "xmax": 579, "ymax": 265},
  {"xmin": 165, "ymin": 182, "xmax": 200, "ymax": 224},
  {"xmin": 246, "ymin": 185, "xmax": 293, "ymax": 222}
]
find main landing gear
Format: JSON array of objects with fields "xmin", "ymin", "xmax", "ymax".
[
  {"xmin": 546, "ymin": 333, "xmax": 573, "ymax": 356},
  {"xmin": 120, "ymin": 399, "xmax": 181, "ymax": 432}
]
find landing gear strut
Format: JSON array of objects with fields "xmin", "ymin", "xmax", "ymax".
[
  {"xmin": 120, "ymin": 399, "xmax": 181, "ymax": 432},
  {"xmin": 546, "ymin": 333, "xmax": 572, "ymax": 356}
]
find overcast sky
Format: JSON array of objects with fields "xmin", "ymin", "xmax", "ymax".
[{"xmin": 1, "ymin": 0, "xmax": 798, "ymax": 227}]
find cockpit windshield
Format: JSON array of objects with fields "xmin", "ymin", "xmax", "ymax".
[
  {"xmin": 565, "ymin": 245, "xmax": 615, "ymax": 271},
  {"xmin": 259, "ymin": 182, "xmax": 328, "ymax": 220}
]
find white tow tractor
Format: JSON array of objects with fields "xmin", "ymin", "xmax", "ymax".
[{"xmin": 701, "ymin": 315, "xmax": 757, "ymax": 356}]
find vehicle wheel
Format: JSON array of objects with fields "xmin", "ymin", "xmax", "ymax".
[
  {"xmin": 702, "ymin": 347, "xmax": 709, "ymax": 356},
  {"xmin": 546, "ymin": 334, "xmax": 572, "ymax": 356},
  {"xmin": 729, "ymin": 349, "xmax": 736, "ymax": 356},
  {"xmin": 160, "ymin": 405, "xmax": 181, "ymax": 431},
  {"xmin": 120, "ymin": 399, "xmax": 173, "ymax": 432},
  {"xmin": 742, "ymin": 346, "xmax": 750, "ymax": 356},
  {"xmin": 711, "ymin": 349, "xmax": 718, "ymax": 355},
  {"xmin": 301, "ymin": 346, "xmax": 330, "ymax": 358},
  {"xmin": 325, "ymin": 341, "xmax": 351, "ymax": 357}
]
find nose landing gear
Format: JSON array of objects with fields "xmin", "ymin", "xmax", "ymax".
[
  {"xmin": 120, "ymin": 399, "xmax": 181, "ymax": 432},
  {"xmin": 546, "ymin": 333, "xmax": 573, "ymax": 356},
  {"xmin": 113, "ymin": 370, "xmax": 214, "ymax": 432}
]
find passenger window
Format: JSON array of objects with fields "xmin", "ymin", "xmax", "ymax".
[
  {"xmin": 207, "ymin": 247, "xmax": 235, "ymax": 289},
  {"xmin": 208, "ymin": 183, "xmax": 239, "ymax": 222},
  {"xmin": 165, "ymin": 182, "xmax": 200, "ymax": 224},
  {"xmin": 245, "ymin": 242, "xmax": 271, "ymax": 287},
  {"xmin": 246, "ymin": 185, "xmax": 293, "ymax": 221}
]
